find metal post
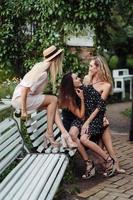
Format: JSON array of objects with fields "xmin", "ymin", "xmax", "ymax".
[{"xmin": 129, "ymin": 100, "xmax": 133, "ymax": 141}]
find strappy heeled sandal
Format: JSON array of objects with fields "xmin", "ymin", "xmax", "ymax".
[
  {"xmin": 44, "ymin": 133, "xmax": 60, "ymax": 153},
  {"xmin": 61, "ymin": 135, "xmax": 78, "ymax": 150},
  {"xmin": 104, "ymin": 156, "xmax": 115, "ymax": 177},
  {"xmin": 82, "ymin": 160, "xmax": 95, "ymax": 179}
]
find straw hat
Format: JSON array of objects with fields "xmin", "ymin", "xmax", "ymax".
[{"xmin": 43, "ymin": 45, "xmax": 63, "ymax": 61}]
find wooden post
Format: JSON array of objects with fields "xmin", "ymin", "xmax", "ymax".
[{"xmin": 129, "ymin": 100, "xmax": 133, "ymax": 141}]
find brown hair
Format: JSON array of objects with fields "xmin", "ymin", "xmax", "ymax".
[{"xmin": 59, "ymin": 72, "xmax": 80, "ymax": 109}]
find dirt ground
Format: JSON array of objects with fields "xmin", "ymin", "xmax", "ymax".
[
  {"xmin": 55, "ymin": 101, "xmax": 132, "ymax": 200},
  {"xmin": 106, "ymin": 101, "xmax": 131, "ymax": 134}
]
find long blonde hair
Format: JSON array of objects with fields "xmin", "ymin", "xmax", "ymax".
[
  {"xmin": 91, "ymin": 55, "xmax": 113, "ymax": 88},
  {"xmin": 50, "ymin": 52, "xmax": 63, "ymax": 91}
]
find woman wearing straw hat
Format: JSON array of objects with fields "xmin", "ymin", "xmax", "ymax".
[{"xmin": 11, "ymin": 45, "xmax": 65, "ymax": 153}]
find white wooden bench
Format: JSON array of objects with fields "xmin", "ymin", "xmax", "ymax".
[
  {"xmin": 112, "ymin": 69, "xmax": 133, "ymax": 99},
  {"xmin": 24, "ymin": 110, "xmax": 76, "ymax": 157},
  {"xmin": 0, "ymin": 118, "xmax": 69, "ymax": 200}
]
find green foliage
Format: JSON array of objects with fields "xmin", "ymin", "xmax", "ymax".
[
  {"xmin": 127, "ymin": 56, "xmax": 133, "ymax": 72},
  {"xmin": 98, "ymin": 0, "xmax": 133, "ymax": 68},
  {"xmin": 1, "ymin": 0, "xmax": 114, "ymax": 78},
  {"xmin": 109, "ymin": 55, "xmax": 119, "ymax": 70},
  {"xmin": 0, "ymin": 78, "xmax": 18, "ymax": 98}
]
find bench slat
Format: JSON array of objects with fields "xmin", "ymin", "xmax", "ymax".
[
  {"xmin": 1, "ymin": 131, "xmax": 21, "ymax": 151},
  {"xmin": 0, "ymin": 154, "xmax": 30, "ymax": 189},
  {"xmin": 30, "ymin": 123, "xmax": 57, "ymax": 141},
  {"xmin": 12, "ymin": 154, "xmax": 49, "ymax": 199},
  {"xmin": 42, "ymin": 156, "xmax": 69, "ymax": 200},
  {"xmin": 25, "ymin": 110, "xmax": 47, "ymax": 127},
  {"xmin": 0, "ymin": 119, "xmax": 16, "ymax": 135},
  {"xmin": 27, "ymin": 116, "xmax": 47, "ymax": 133},
  {"xmin": 39, "ymin": 155, "xmax": 69, "ymax": 200},
  {"xmin": 30, "ymin": 123, "xmax": 47, "ymax": 139},
  {"xmin": 4, "ymin": 154, "xmax": 47, "ymax": 200},
  {"xmin": 0, "ymin": 126, "xmax": 18, "ymax": 144},
  {"xmin": 25, "ymin": 154, "xmax": 63, "ymax": 200},
  {"xmin": 20, "ymin": 154, "xmax": 59, "ymax": 200},
  {"xmin": 1, "ymin": 155, "xmax": 37, "ymax": 199},
  {"xmin": 0, "ymin": 137, "xmax": 22, "ymax": 160},
  {"xmin": 0, "ymin": 145, "xmax": 23, "ymax": 174}
]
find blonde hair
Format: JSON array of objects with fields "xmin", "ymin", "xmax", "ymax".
[
  {"xmin": 50, "ymin": 52, "xmax": 63, "ymax": 91},
  {"xmin": 91, "ymin": 55, "xmax": 113, "ymax": 88}
]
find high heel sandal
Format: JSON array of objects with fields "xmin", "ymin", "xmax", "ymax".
[
  {"xmin": 82, "ymin": 160, "xmax": 95, "ymax": 179},
  {"xmin": 104, "ymin": 156, "xmax": 115, "ymax": 177},
  {"xmin": 61, "ymin": 135, "xmax": 78, "ymax": 150},
  {"xmin": 44, "ymin": 133, "xmax": 59, "ymax": 153}
]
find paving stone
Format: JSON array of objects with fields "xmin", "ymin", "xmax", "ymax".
[
  {"xmin": 118, "ymin": 184, "xmax": 133, "ymax": 191},
  {"xmin": 102, "ymin": 195, "xmax": 118, "ymax": 200},
  {"xmin": 77, "ymin": 186, "xmax": 104, "ymax": 198},
  {"xmin": 75, "ymin": 134, "xmax": 133, "ymax": 200},
  {"xmin": 92, "ymin": 190, "xmax": 108, "ymax": 199},
  {"xmin": 106, "ymin": 192, "xmax": 130, "ymax": 198},
  {"xmin": 114, "ymin": 178, "xmax": 129, "ymax": 186},
  {"xmin": 104, "ymin": 187, "xmax": 125, "ymax": 193},
  {"xmin": 115, "ymin": 197, "xmax": 129, "ymax": 200}
]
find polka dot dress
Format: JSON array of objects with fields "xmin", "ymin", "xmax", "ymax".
[{"xmin": 71, "ymin": 85, "xmax": 106, "ymax": 142}]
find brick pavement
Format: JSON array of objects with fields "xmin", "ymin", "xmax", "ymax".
[{"xmin": 76, "ymin": 134, "xmax": 133, "ymax": 200}]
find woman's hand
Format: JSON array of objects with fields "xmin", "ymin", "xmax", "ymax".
[
  {"xmin": 81, "ymin": 121, "xmax": 89, "ymax": 135},
  {"xmin": 103, "ymin": 116, "xmax": 109, "ymax": 127},
  {"xmin": 75, "ymin": 88, "xmax": 84, "ymax": 100}
]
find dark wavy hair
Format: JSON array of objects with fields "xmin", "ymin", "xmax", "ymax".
[{"xmin": 59, "ymin": 72, "xmax": 80, "ymax": 109}]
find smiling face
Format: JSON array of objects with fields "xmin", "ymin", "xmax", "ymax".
[
  {"xmin": 89, "ymin": 60, "xmax": 99, "ymax": 77},
  {"xmin": 71, "ymin": 73, "xmax": 82, "ymax": 88}
]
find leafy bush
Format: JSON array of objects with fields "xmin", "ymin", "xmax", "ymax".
[
  {"xmin": 109, "ymin": 55, "xmax": 119, "ymax": 70},
  {"xmin": 127, "ymin": 56, "xmax": 133, "ymax": 73},
  {"xmin": 0, "ymin": 78, "xmax": 19, "ymax": 98}
]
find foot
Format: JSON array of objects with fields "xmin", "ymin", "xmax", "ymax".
[
  {"xmin": 45, "ymin": 132, "xmax": 59, "ymax": 148},
  {"xmin": 82, "ymin": 160, "xmax": 95, "ymax": 179},
  {"xmin": 61, "ymin": 134, "xmax": 78, "ymax": 150},
  {"xmin": 114, "ymin": 160, "xmax": 126, "ymax": 174},
  {"xmin": 104, "ymin": 156, "xmax": 115, "ymax": 177},
  {"xmin": 66, "ymin": 136, "xmax": 78, "ymax": 149}
]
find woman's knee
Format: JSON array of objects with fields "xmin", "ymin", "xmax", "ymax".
[
  {"xmin": 51, "ymin": 95, "xmax": 58, "ymax": 104},
  {"xmin": 69, "ymin": 127, "xmax": 79, "ymax": 141},
  {"xmin": 80, "ymin": 134, "xmax": 88, "ymax": 144},
  {"xmin": 44, "ymin": 95, "xmax": 57, "ymax": 105}
]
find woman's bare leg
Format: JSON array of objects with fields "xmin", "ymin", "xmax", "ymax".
[
  {"xmin": 54, "ymin": 109, "xmax": 77, "ymax": 148},
  {"xmin": 80, "ymin": 134, "xmax": 108, "ymax": 161},
  {"xmin": 39, "ymin": 95, "xmax": 57, "ymax": 139},
  {"xmin": 102, "ymin": 127, "xmax": 125, "ymax": 173},
  {"xmin": 69, "ymin": 126, "xmax": 89, "ymax": 161}
]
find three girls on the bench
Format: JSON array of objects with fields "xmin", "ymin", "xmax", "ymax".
[
  {"xmin": 11, "ymin": 45, "xmax": 77, "ymax": 153},
  {"xmin": 58, "ymin": 55, "xmax": 125, "ymax": 178}
]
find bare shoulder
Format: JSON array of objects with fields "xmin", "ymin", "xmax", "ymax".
[
  {"xmin": 104, "ymin": 82, "xmax": 111, "ymax": 87},
  {"xmin": 103, "ymin": 82, "xmax": 112, "ymax": 92}
]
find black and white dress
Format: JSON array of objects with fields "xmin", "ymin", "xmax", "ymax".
[{"xmin": 71, "ymin": 84, "xmax": 106, "ymax": 142}]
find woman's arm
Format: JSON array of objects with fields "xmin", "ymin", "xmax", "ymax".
[
  {"xmin": 21, "ymin": 87, "xmax": 30, "ymax": 119},
  {"xmin": 69, "ymin": 89, "xmax": 85, "ymax": 119},
  {"xmin": 81, "ymin": 83, "xmax": 111, "ymax": 134}
]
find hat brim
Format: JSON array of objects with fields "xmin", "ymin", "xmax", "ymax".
[{"xmin": 45, "ymin": 49, "xmax": 63, "ymax": 61}]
